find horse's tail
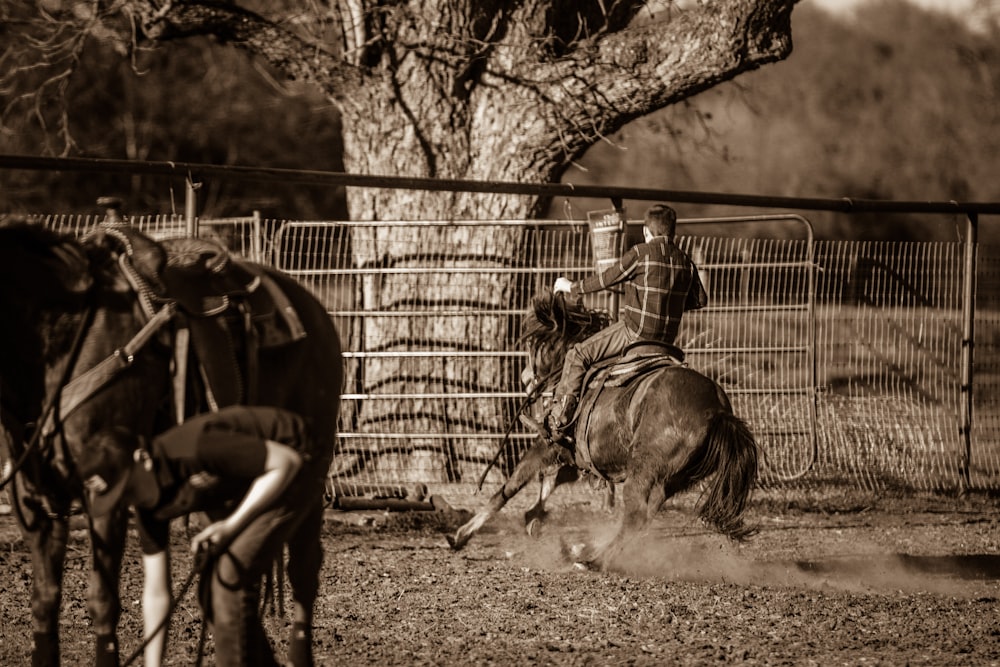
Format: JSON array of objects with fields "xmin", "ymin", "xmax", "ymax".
[{"xmin": 685, "ymin": 412, "xmax": 759, "ymax": 541}]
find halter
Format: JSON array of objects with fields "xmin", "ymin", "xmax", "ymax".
[{"xmin": 0, "ymin": 237, "xmax": 176, "ymax": 507}]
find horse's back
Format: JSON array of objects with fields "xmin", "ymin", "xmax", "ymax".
[
  {"xmin": 583, "ymin": 364, "xmax": 731, "ymax": 468},
  {"xmin": 644, "ymin": 365, "xmax": 731, "ymax": 412}
]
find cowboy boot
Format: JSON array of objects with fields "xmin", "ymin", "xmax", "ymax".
[{"xmin": 545, "ymin": 394, "xmax": 578, "ymax": 445}]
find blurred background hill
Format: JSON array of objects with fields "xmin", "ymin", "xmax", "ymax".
[
  {"xmin": 1, "ymin": 0, "xmax": 997, "ymax": 239},
  {"xmin": 563, "ymin": 0, "xmax": 1000, "ymax": 240}
]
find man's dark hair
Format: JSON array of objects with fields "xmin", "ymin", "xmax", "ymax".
[{"xmin": 644, "ymin": 204, "xmax": 677, "ymax": 238}]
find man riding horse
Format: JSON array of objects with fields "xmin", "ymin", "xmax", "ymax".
[{"xmin": 530, "ymin": 203, "xmax": 708, "ymax": 446}]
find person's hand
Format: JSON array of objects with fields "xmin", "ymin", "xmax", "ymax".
[
  {"xmin": 191, "ymin": 519, "xmax": 236, "ymax": 555},
  {"xmin": 553, "ymin": 277, "xmax": 573, "ymax": 294}
]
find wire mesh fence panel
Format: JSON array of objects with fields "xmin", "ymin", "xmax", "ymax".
[
  {"xmin": 971, "ymin": 244, "xmax": 1000, "ymax": 489},
  {"xmin": 812, "ymin": 240, "xmax": 966, "ymax": 491},
  {"xmin": 15, "ymin": 213, "xmax": 1000, "ymax": 497},
  {"xmin": 677, "ymin": 234, "xmax": 817, "ymax": 485}
]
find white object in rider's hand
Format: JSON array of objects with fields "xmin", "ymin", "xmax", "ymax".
[{"xmin": 553, "ymin": 277, "xmax": 572, "ymax": 294}]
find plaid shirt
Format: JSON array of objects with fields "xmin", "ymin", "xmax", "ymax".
[{"xmin": 571, "ymin": 236, "xmax": 707, "ymax": 342}]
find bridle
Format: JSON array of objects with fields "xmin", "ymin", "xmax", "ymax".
[{"xmin": 0, "ymin": 250, "xmax": 176, "ymax": 504}]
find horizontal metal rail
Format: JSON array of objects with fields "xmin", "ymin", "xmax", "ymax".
[
  {"xmin": 330, "ymin": 303, "xmax": 809, "ymax": 318},
  {"xmin": 339, "ymin": 432, "xmax": 534, "ymax": 440},
  {"xmin": 343, "ymin": 351, "xmax": 524, "ymax": 358},
  {"xmin": 4, "ymin": 154, "xmax": 1000, "ymax": 215},
  {"xmin": 343, "ymin": 392, "xmax": 528, "ymax": 400}
]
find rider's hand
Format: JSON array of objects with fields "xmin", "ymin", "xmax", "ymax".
[
  {"xmin": 191, "ymin": 520, "xmax": 235, "ymax": 555},
  {"xmin": 553, "ymin": 277, "xmax": 573, "ymax": 294}
]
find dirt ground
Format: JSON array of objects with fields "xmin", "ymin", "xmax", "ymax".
[{"xmin": 1, "ymin": 488, "xmax": 1000, "ymax": 666}]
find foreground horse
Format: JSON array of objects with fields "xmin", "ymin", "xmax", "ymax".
[
  {"xmin": 449, "ymin": 295, "xmax": 758, "ymax": 570},
  {"xmin": 0, "ymin": 222, "xmax": 342, "ymax": 666}
]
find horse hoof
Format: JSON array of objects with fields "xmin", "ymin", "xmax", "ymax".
[
  {"xmin": 446, "ymin": 534, "xmax": 465, "ymax": 551},
  {"xmin": 559, "ymin": 538, "xmax": 588, "ymax": 561},
  {"xmin": 526, "ymin": 518, "xmax": 542, "ymax": 538}
]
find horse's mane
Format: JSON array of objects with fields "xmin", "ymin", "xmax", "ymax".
[
  {"xmin": 519, "ymin": 293, "xmax": 609, "ymax": 350},
  {"xmin": 0, "ymin": 222, "xmax": 117, "ymax": 365}
]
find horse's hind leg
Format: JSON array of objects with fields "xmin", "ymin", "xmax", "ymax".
[
  {"xmin": 284, "ymin": 496, "xmax": 324, "ymax": 667},
  {"xmin": 572, "ymin": 473, "xmax": 666, "ymax": 571},
  {"xmin": 448, "ymin": 441, "xmax": 571, "ymax": 551}
]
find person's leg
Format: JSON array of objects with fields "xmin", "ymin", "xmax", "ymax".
[{"xmin": 208, "ymin": 503, "xmax": 299, "ymax": 667}]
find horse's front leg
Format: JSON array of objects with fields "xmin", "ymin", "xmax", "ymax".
[
  {"xmin": 448, "ymin": 441, "xmax": 572, "ymax": 551},
  {"xmin": 524, "ymin": 465, "xmax": 579, "ymax": 537},
  {"xmin": 15, "ymin": 478, "xmax": 69, "ymax": 667},
  {"xmin": 87, "ymin": 511, "xmax": 128, "ymax": 667}
]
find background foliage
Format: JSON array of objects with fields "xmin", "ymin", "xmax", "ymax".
[{"xmin": 1, "ymin": 0, "xmax": 997, "ymax": 238}]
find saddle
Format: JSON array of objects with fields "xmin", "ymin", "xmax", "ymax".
[
  {"xmin": 158, "ymin": 237, "xmax": 308, "ymax": 411},
  {"xmin": 102, "ymin": 225, "xmax": 307, "ymax": 414},
  {"xmin": 569, "ymin": 340, "xmax": 686, "ymax": 478}
]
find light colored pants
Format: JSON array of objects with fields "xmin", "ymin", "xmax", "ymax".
[{"xmin": 553, "ymin": 320, "xmax": 637, "ymax": 400}]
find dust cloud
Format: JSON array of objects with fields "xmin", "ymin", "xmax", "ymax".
[{"xmin": 511, "ymin": 517, "xmax": 999, "ymax": 598}]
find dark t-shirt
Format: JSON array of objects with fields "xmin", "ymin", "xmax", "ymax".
[{"xmin": 136, "ymin": 405, "xmax": 310, "ymax": 554}]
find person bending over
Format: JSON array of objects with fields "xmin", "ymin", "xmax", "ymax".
[{"xmin": 87, "ymin": 405, "xmax": 323, "ymax": 667}]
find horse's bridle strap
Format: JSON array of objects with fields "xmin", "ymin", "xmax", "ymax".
[{"xmin": 42, "ymin": 303, "xmax": 176, "ymax": 437}]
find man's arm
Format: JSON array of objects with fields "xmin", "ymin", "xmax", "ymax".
[
  {"xmin": 552, "ymin": 247, "xmax": 640, "ymax": 297},
  {"xmin": 141, "ymin": 550, "xmax": 171, "ymax": 667},
  {"xmin": 190, "ymin": 439, "xmax": 303, "ymax": 553},
  {"xmin": 685, "ymin": 266, "xmax": 709, "ymax": 311}
]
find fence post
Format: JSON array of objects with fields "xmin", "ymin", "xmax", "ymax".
[
  {"xmin": 960, "ymin": 212, "xmax": 978, "ymax": 492},
  {"xmin": 185, "ymin": 177, "xmax": 200, "ymax": 237},
  {"xmin": 586, "ymin": 199, "xmax": 626, "ymax": 320}
]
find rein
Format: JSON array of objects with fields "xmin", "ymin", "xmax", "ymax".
[{"xmin": 475, "ymin": 367, "xmax": 559, "ymax": 492}]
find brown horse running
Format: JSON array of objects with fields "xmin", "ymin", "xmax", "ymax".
[
  {"xmin": 448, "ymin": 294, "xmax": 758, "ymax": 570},
  {"xmin": 0, "ymin": 222, "xmax": 342, "ymax": 666}
]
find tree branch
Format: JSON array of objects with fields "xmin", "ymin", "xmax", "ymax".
[
  {"xmin": 493, "ymin": 0, "xmax": 796, "ymax": 164},
  {"xmin": 128, "ymin": 0, "xmax": 366, "ymax": 99}
]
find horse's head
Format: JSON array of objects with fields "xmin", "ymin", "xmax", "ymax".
[
  {"xmin": 0, "ymin": 223, "xmax": 94, "ymax": 438},
  {"xmin": 0, "ymin": 222, "xmax": 172, "ymax": 515},
  {"xmin": 518, "ymin": 293, "xmax": 608, "ymax": 394}
]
